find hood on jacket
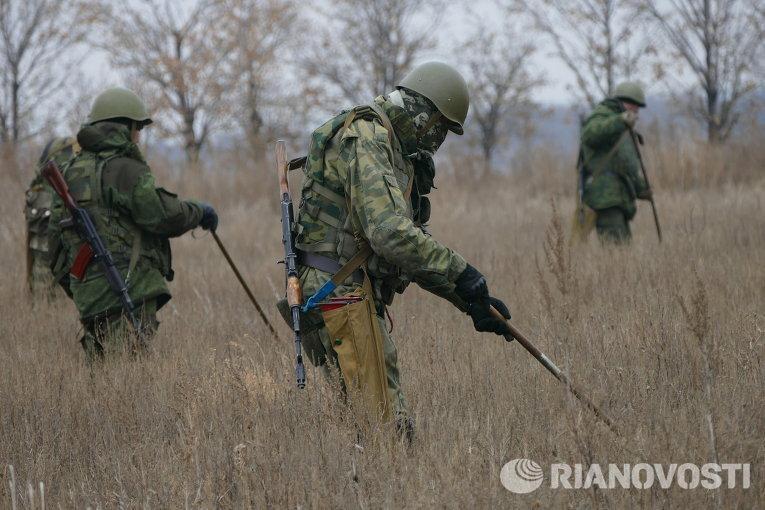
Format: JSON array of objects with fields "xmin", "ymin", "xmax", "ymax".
[
  {"xmin": 77, "ymin": 122, "xmax": 132, "ymax": 153},
  {"xmin": 601, "ymin": 97, "xmax": 626, "ymax": 114},
  {"xmin": 76, "ymin": 121, "xmax": 145, "ymax": 162}
]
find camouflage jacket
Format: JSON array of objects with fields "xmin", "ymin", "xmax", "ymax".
[
  {"xmin": 295, "ymin": 96, "xmax": 467, "ymax": 314},
  {"xmin": 48, "ymin": 122, "xmax": 204, "ymax": 320},
  {"xmin": 581, "ymin": 98, "xmax": 648, "ymax": 219},
  {"xmin": 25, "ymin": 138, "xmax": 78, "ymax": 258}
]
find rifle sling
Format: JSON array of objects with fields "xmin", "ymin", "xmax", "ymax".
[
  {"xmin": 331, "ymin": 244, "xmax": 373, "ymax": 287},
  {"xmin": 585, "ymin": 129, "xmax": 629, "ymax": 178}
]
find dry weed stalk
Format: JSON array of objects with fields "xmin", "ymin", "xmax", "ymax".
[
  {"xmin": 543, "ymin": 198, "xmax": 573, "ymax": 296},
  {"xmin": 536, "ymin": 198, "xmax": 579, "ymax": 323},
  {"xmin": 534, "ymin": 254, "xmax": 554, "ymax": 317},
  {"xmin": 678, "ymin": 271, "xmax": 722, "ymax": 509}
]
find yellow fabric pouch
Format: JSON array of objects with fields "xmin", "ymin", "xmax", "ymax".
[
  {"xmin": 320, "ymin": 286, "xmax": 391, "ymax": 423},
  {"xmin": 570, "ymin": 203, "xmax": 597, "ymax": 245}
]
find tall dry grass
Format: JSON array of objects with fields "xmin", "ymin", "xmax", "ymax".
[{"xmin": 0, "ymin": 137, "xmax": 763, "ymax": 508}]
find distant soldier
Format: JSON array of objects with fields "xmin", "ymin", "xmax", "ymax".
[
  {"xmin": 278, "ymin": 62, "xmax": 511, "ymax": 440},
  {"xmin": 578, "ymin": 82, "xmax": 652, "ymax": 243},
  {"xmin": 25, "ymin": 137, "xmax": 79, "ymax": 296},
  {"xmin": 48, "ymin": 88, "xmax": 218, "ymax": 360}
]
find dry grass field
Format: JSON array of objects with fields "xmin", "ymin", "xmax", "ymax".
[{"xmin": 0, "ymin": 134, "xmax": 763, "ymax": 508}]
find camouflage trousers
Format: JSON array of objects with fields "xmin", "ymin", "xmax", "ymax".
[
  {"xmin": 595, "ymin": 207, "xmax": 631, "ymax": 244},
  {"xmin": 301, "ymin": 313, "xmax": 410, "ymax": 422},
  {"xmin": 80, "ymin": 299, "xmax": 158, "ymax": 362}
]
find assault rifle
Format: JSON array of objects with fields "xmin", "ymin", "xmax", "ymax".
[
  {"xmin": 275, "ymin": 141, "xmax": 306, "ymax": 388},
  {"xmin": 42, "ymin": 161, "xmax": 146, "ymax": 346}
]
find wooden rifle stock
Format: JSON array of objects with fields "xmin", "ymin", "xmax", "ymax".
[{"xmin": 42, "ymin": 161, "xmax": 77, "ymax": 211}]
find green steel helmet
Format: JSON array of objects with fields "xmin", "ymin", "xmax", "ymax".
[
  {"xmin": 397, "ymin": 61, "xmax": 469, "ymax": 135},
  {"xmin": 87, "ymin": 87, "xmax": 153, "ymax": 126},
  {"xmin": 613, "ymin": 81, "xmax": 646, "ymax": 107}
]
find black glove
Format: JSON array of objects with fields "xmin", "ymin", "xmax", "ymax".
[
  {"xmin": 454, "ymin": 264, "xmax": 489, "ymax": 302},
  {"xmin": 199, "ymin": 203, "xmax": 218, "ymax": 232},
  {"xmin": 467, "ymin": 296, "xmax": 512, "ymax": 337},
  {"xmin": 454, "ymin": 264, "xmax": 513, "ymax": 339}
]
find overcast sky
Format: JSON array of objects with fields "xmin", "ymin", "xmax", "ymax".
[
  {"xmin": 438, "ymin": 0, "xmax": 574, "ymax": 101},
  {"xmin": 78, "ymin": 0, "xmax": 599, "ymax": 105}
]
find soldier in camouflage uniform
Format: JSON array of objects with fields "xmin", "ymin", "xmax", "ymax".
[
  {"xmin": 280, "ymin": 62, "xmax": 511, "ymax": 439},
  {"xmin": 25, "ymin": 137, "xmax": 79, "ymax": 297},
  {"xmin": 48, "ymin": 88, "xmax": 218, "ymax": 360},
  {"xmin": 581, "ymin": 82, "xmax": 652, "ymax": 243}
]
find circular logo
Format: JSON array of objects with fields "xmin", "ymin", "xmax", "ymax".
[{"xmin": 500, "ymin": 458, "xmax": 544, "ymax": 494}]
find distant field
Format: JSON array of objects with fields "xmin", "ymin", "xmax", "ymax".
[{"xmin": 1, "ymin": 138, "xmax": 763, "ymax": 508}]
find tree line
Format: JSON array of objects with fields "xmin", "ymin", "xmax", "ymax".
[{"xmin": 0, "ymin": 0, "xmax": 762, "ymax": 166}]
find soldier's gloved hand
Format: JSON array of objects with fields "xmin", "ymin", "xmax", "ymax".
[
  {"xmin": 454, "ymin": 264, "xmax": 513, "ymax": 339},
  {"xmin": 621, "ymin": 110, "xmax": 638, "ymax": 128},
  {"xmin": 199, "ymin": 203, "xmax": 218, "ymax": 232},
  {"xmin": 467, "ymin": 296, "xmax": 512, "ymax": 338}
]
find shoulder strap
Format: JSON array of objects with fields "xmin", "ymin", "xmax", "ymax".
[
  {"xmin": 334, "ymin": 102, "xmax": 412, "ymax": 279},
  {"xmin": 585, "ymin": 129, "xmax": 629, "ymax": 178},
  {"xmin": 368, "ymin": 102, "xmax": 413, "ymax": 199},
  {"xmin": 95, "ymin": 152, "xmax": 143, "ymax": 279},
  {"xmin": 367, "ymin": 102, "xmax": 395, "ymax": 143},
  {"xmin": 330, "ymin": 244, "xmax": 374, "ymax": 288}
]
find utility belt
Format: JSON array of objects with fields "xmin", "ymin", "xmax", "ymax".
[{"xmin": 296, "ymin": 250, "xmax": 364, "ymax": 285}]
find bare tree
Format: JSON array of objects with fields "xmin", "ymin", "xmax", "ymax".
[
  {"xmin": 643, "ymin": 0, "xmax": 764, "ymax": 143},
  {"xmin": 0, "ymin": 0, "xmax": 89, "ymax": 146},
  {"xmin": 301, "ymin": 0, "xmax": 445, "ymax": 106},
  {"xmin": 96, "ymin": 0, "xmax": 234, "ymax": 162},
  {"xmin": 62, "ymin": 72, "xmax": 103, "ymax": 135},
  {"xmin": 220, "ymin": 0, "xmax": 300, "ymax": 156},
  {"xmin": 460, "ymin": 26, "xmax": 541, "ymax": 172},
  {"xmin": 509, "ymin": 0, "xmax": 652, "ymax": 108}
]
